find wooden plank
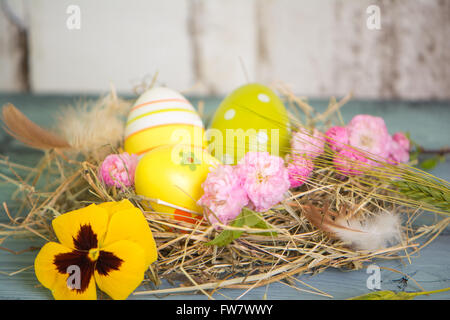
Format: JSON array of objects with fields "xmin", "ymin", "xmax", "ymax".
[
  {"xmin": 189, "ymin": 0, "xmax": 257, "ymax": 95},
  {"xmin": 0, "ymin": 0, "xmax": 28, "ymax": 92},
  {"xmin": 256, "ymin": 0, "xmax": 336, "ymax": 96},
  {"xmin": 393, "ymin": 1, "xmax": 450, "ymax": 100},
  {"xmin": 2, "ymin": 0, "xmax": 447, "ymax": 99},
  {"xmin": 257, "ymin": 0, "xmax": 450, "ymax": 99},
  {"xmin": 0, "ymin": 235, "xmax": 449, "ymax": 300},
  {"xmin": 29, "ymin": 0, "xmax": 193, "ymax": 94}
]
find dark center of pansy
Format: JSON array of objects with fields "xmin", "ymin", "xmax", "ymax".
[
  {"xmin": 53, "ymin": 223, "xmax": 123, "ymax": 293},
  {"xmin": 88, "ymin": 248, "xmax": 100, "ymax": 261}
]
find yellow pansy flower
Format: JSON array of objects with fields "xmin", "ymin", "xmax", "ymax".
[{"xmin": 34, "ymin": 199, "xmax": 157, "ymax": 300}]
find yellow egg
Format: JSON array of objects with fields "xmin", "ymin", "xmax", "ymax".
[
  {"xmin": 134, "ymin": 145, "xmax": 220, "ymax": 223},
  {"xmin": 124, "ymin": 87, "xmax": 205, "ymax": 156},
  {"xmin": 208, "ymin": 83, "xmax": 291, "ymax": 165}
]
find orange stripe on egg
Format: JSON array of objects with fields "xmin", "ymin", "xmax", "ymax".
[
  {"xmin": 126, "ymin": 108, "xmax": 199, "ymax": 125},
  {"xmin": 135, "ymin": 143, "xmax": 209, "ymax": 156},
  {"xmin": 124, "ymin": 123, "xmax": 205, "ymax": 141},
  {"xmin": 124, "ymin": 124, "xmax": 206, "ymax": 155},
  {"xmin": 131, "ymin": 98, "xmax": 190, "ymax": 112},
  {"xmin": 125, "ymin": 110, "xmax": 204, "ymax": 138}
]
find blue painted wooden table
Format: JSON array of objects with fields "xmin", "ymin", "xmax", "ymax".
[{"xmin": 0, "ymin": 94, "xmax": 449, "ymax": 300}]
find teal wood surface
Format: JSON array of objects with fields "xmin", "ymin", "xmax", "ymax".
[{"xmin": 0, "ymin": 94, "xmax": 449, "ymax": 300}]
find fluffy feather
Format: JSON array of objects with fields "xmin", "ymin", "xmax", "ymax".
[
  {"xmin": 333, "ymin": 212, "xmax": 402, "ymax": 251},
  {"xmin": 1, "ymin": 104, "xmax": 71, "ymax": 150},
  {"xmin": 1, "ymin": 87, "xmax": 131, "ymax": 162},
  {"xmin": 55, "ymin": 90, "xmax": 131, "ymax": 161},
  {"xmin": 302, "ymin": 203, "xmax": 402, "ymax": 251}
]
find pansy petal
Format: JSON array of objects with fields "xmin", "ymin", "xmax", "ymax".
[
  {"xmin": 94, "ymin": 240, "xmax": 147, "ymax": 300},
  {"xmin": 51, "ymin": 273, "xmax": 97, "ymax": 300},
  {"xmin": 98, "ymin": 199, "xmax": 136, "ymax": 219},
  {"xmin": 52, "ymin": 204, "xmax": 109, "ymax": 250},
  {"xmin": 102, "ymin": 208, "xmax": 157, "ymax": 267},
  {"xmin": 34, "ymin": 242, "xmax": 72, "ymax": 290}
]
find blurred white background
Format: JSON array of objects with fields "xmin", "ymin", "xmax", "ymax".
[{"xmin": 0, "ymin": 0, "xmax": 449, "ymax": 99}]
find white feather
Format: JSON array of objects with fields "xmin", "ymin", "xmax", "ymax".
[{"xmin": 333, "ymin": 212, "xmax": 403, "ymax": 251}]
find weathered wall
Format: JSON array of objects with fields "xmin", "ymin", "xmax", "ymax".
[
  {"xmin": 0, "ymin": 0, "xmax": 449, "ymax": 99},
  {"xmin": 0, "ymin": 0, "xmax": 28, "ymax": 91}
]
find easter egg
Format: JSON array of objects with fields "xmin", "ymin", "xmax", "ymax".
[
  {"xmin": 134, "ymin": 145, "xmax": 220, "ymax": 223},
  {"xmin": 124, "ymin": 87, "xmax": 205, "ymax": 156},
  {"xmin": 208, "ymin": 83, "xmax": 291, "ymax": 165}
]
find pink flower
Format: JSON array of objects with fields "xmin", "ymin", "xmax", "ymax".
[
  {"xmin": 286, "ymin": 156, "xmax": 314, "ymax": 188},
  {"xmin": 325, "ymin": 126, "xmax": 349, "ymax": 152},
  {"xmin": 237, "ymin": 152, "xmax": 290, "ymax": 212},
  {"xmin": 291, "ymin": 128, "xmax": 325, "ymax": 159},
  {"xmin": 333, "ymin": 149, "xmax": 369, "ymax": 176},
  {"xmin": 387, "ymin": 136, "xmax": 410, "ymax": 164},
  {"xmin": 347, "ymin": 115, "xmax": 390, "ymax": 160},
  {"xmin": 392, "ymin": 132, "xmax": 410, "ymax": 151},
  {"xmin": 99, "ymin": 152, "xmax": 139, "ymax": 189},
  {"xmin": 198, "ymin": 165, "xmax": 248, "ymax": 227}
]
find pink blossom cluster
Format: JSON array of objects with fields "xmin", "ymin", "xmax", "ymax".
[
  {"xmin": 237, "ymin": 152, "xmax": 291, "ymax": 213},
  {"xmin": 290, "ymin": 128, "xmax": 325, "ymax": 159},
  {"xmin": 286, "ymin": 156, "xmax": 314, "ymax": 188},
  {"xmin": 198, "ymin": 152, "xmax": 293, "ymax": 228},
  {"xmin": 99, "ymin": 152, "xmax": 139, "ymax": 190},
  {"xmin": 325, "ymin": 115, "xmax": 411, "ymax": 175},
  {"xmin": 197, "ymin": 165, "xmax": 248, "ymax": 226},
  {"xmin": 387, "ymin": 132, "xmax": 411, "ymax": 164},
  {"xmin": 286, "ymin": 128, "xmax": 323, "ymax": 188}
]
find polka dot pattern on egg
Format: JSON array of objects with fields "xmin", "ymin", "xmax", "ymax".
[
  {"xmin": 224, "ymin": 109, "xmax": 236, "ymax": 120},
  {"xmin": 258, "ymin": 93, "xmax": 270, "ymax": 103},
  {"xmin": 209, "ymin": 83, "xmax": 291, "ymax": 165}
]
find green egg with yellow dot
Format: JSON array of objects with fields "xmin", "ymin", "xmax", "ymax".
[{"xmin": 208, "ymin": 83, "xmax": 291, "ymax": 164}]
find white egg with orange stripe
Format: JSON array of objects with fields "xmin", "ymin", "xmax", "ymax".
[{"xmin": 124, "ymin": 87, "xmax": 206, "ymax": 156}]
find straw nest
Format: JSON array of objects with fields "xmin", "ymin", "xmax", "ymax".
[{"xmin": 1, "ymin": 84, "xmax": 449, "ymax": 298}]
